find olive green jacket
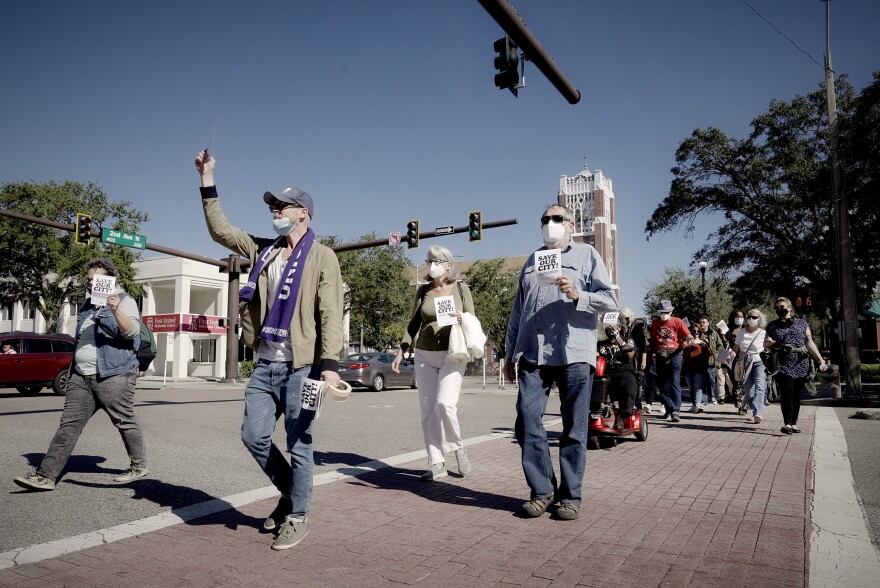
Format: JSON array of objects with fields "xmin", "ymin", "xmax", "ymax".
[{"xmin": 201, "ymin": 187, "xmax": 343, "ymax": 372}]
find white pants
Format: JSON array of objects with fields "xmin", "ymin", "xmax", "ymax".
[{"xmin": 414, "ymin": 348, "xmax": 465, "ymax": 465}]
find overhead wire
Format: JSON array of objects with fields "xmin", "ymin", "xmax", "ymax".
[{"xmin": 740, "ymin": 0, "xmax": 825, "ymax": 72}]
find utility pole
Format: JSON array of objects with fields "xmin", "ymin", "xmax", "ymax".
[{"xmin": 821, "ymin": 0, "xmax": 862, "ymax": 397}]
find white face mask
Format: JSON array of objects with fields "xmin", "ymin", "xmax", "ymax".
[
  {"xmin": 734, "ymin": 317, "xmax": 744, "ymax": 326},
  {"xmin": 746, "ymin": 317, "xmax": 759, "ymax": 327},
  {"xmin": 428, "ymin": 262, "xmax": 447, "ymax": 279},
  {"xmin": 542, "ymin": 220, "xmax": 566, "ymax": 247},
  {"xmin": 659, "ymin": 313, "xmax": 670, "ymax": 321},
  {"xmin": 273, "ymin": 217, "xmax": 296, "ymax": 236}
]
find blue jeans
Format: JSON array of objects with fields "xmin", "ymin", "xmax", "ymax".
[
  {"xmin": 744, "ymin": 359, "xmax": 766, "ymax": 418},
  {"xmin": 685, "ymin": 369, "xmax": 704, "ymax": 410},
  {"xmin": 656, "ymin": 353, "xmax": 683, "ymax": 416},
  {"xmin": 38, "ymin": 371, "xmax": 144, "ymax": 480},
  {"xmin": 704, "ymin": 368, "xmax": 718, "ymax": 402},
  {"xmin": 514, "ymin": 360, "xmax": 592, "ymax": 507},
  {"xmin": 241, "ymin": 360, "xmax": 317, "ymax": 517}
]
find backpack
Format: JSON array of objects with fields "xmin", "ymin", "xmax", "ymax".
[{"xmin": 134, "ymin": 321, "xmax": 157, "ymax": 371}]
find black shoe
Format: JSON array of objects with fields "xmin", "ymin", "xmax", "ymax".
[{"xmin": 263, "ymin": 496, "xmax": 292, "ymax": 532}]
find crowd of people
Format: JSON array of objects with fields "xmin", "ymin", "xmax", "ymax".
[
  {"xmin": 598, "ymin": 298, "xmax": 828, "ymax": 433},
  {"xmin": 10, "ymin": 149, "xmax": 830, "ymax": 552}
]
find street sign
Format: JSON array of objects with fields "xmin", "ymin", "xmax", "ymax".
[
  {"xmin": 435, "ymin": 226, "xmax": 454, "ymax": 235},
  {"xmin": 101, "ymin": 228, "xmax": 146, "ymax": 249},
  {"xmin": 389, "ymin": 231, "xmax": 401, "ymax": 245}
]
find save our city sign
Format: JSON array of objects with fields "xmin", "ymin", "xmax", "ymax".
[{"xmin": 143, "ymin": 313, "xmax": 226, "ymax": 334}]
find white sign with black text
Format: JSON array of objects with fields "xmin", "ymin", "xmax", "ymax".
[
  {"xmin": 434, "ymin": 295, "xmax": 457, "ymax": 327},
  {"xmin": 536, "ymin": 249, "xmax": 562, "ymax": 285},
  {"xmin": 90, "ymin": 275, "xmax": 116, "ymax": 307}
]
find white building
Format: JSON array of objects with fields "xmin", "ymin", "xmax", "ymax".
[
  {"xmin": 3, "ymin": 256, "xmax": 352, "ymax": 381},
  {"xmin": 558, "ymin": 162, "xmax": 620, "ymax": 298}
]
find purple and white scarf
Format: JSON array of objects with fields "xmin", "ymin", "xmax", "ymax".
[{"xmin": 239, "ymin": 229, "xmax": 316, "ymax": 343}]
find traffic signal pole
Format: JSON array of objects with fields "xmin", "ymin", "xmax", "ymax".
[
  {"xmin": 2, "ymin": 209, "xmax": 518, "ymax": 383},
  {"xmin": 477, "ymin": 0, "xmax": 581, "ymax": 104}
]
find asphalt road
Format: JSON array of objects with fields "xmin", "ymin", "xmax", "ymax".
[
  {"xmin": 835, "ymin": 406, "xmax": 880, "ymax": 549},
  {"xmin": 0, "ymin": 377, "xmax": 542, "ymax": 554}
]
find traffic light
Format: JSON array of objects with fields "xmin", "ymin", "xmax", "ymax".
[
  {"xmin": 406, "ymin": 220, "xmax": 419, "ymax": 249},
  {"xmin": 75, "ymin": 213, "xmax": 93, "ymax": 245},
  {"xmin": 493, "ymin": 36, "xmax": 519, "ymax": 96},
  {"xmin": 468, "ymin": 211, "xmax": 482, "ymax": 242}
]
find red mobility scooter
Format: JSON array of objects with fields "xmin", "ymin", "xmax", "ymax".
[{"xmin": 588, "ymin": 348, "xmax": 648, "ymax": 449}]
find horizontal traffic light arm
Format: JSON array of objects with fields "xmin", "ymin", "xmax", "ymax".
[
  {"xmin": 477, "ymin": 0, "xmax": 581, "ymax": 105},
  {"xmin": 331, "ymin": 217, "xmax": 519, "ymax": 253}
]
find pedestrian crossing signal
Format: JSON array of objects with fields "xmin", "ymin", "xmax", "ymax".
[{"xmin": 75, "ymin": 213, "xmax": 92, "ymax": 245}]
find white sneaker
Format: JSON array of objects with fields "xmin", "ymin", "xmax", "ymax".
[
  {"xmin": 644, "ymin": 404, "xmax": 652, "ymax": 414},
  {"xmin": 711, "ymin": 400, "xmax": 718, "ymax": 405}
]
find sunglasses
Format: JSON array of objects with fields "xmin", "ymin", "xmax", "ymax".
[
  {"xmin": 540, "ymin": 214, "xmax": 566, "ymax": 225},
  {"xmin": 268, "ymin": 203, "xmax": 301, "ymax": 213},
  {"xmin": 747, "ymin": 316, "xmax": 760, "ymax": 319},
  {"xmin": 425, "ymin": 259, "xmax": 446, "ymax": 264},
  {"xmin": 774, "ymin": 306, "xmax": 788, "ymax": 311}
]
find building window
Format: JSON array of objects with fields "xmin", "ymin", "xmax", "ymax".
[
  {"xmin": 23, "ymin": 301, "xmax": 36, "ymax": 319},
  {"xmin": 191, "ymin": 339, "xmax": 216, "ymax": 363},
  {"xmin": 0, "ymin": 302, "xmax": 12, "ymax": 321}
]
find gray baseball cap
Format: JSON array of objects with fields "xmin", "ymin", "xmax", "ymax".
[{"xmin": 263, "ymin": 187, "xmax": 314, "ymax": 217}]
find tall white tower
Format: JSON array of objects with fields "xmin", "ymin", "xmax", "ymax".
[{"xmin": 558, "ymin": 162, "xmax": 620, "ymax": 297}]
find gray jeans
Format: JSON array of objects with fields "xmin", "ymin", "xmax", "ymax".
[{"xmin": 38, "ymin": 371, "xmax": 145, "ymax": 480}]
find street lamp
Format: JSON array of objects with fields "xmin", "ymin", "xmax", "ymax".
[{"xmin": 698, "ymin": 260, "xmax": 708, "ymax": 316}]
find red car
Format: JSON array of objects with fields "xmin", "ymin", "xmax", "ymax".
[{"xmin": 0, "ymin": 332, "xmax": 75, "ymax": 396}]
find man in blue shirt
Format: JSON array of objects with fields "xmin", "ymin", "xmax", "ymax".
[{"xmin": 504, "ymin": 204, "xmax": 618, "ymax": 520}]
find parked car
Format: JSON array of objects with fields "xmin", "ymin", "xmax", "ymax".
[
  {"xmin": 0, "ymin": 332, "xmax": 75, "ymax": 396},
  {"xmin": 338, "ymin": 352, "xmax": 417, "ymax": 391}
]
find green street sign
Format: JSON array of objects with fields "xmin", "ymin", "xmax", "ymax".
[{"xmin": 101, "ymin": 228, "xmax": 146, "ymax": 250}]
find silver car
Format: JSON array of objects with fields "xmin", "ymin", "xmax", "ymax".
[{"xmin": 338, "ymin": 352, "xmax": 417, "ymax": 391}]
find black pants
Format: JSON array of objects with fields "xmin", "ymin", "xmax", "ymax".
[
  {"xmin": 609, "ymin": 365, "xmax": 638, "ymax": 416},
  {"xmin": 643, "ymin": 370, "xmax": 658, "ymax": 405},
  {"xmin": 775, "ymin": 372, "xmax": 806, "ymax": 426}
]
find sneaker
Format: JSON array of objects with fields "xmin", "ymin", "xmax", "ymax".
[
  {"xmin": 113, "ymin": 467, "xmax": 148, "ymax": 483},
  {"xmin": 421, "ymin": 463, "xmax": 447, "ymax": 481},
  {"xmin": 711, "ymin": 400, "xmax": 718, "ymax": 405},
  {"xmin": 13, "ymin": 471, "xmax": 55, "ymax": 492},
  {"xmin": 764, "ymin": 397, "xmax": 770, "ymax": 406},
  {"xmin": 671, "ymin": 414, "xmax": 681, "ymax": 423},
  {"xmin": 552, "ymin": 502, "xmax": 580, "ymax": 521},
  {"xmin": 689, "ymin": 406, "xmax": 699, "ymax": 413},
  {"xmin": 644, "ymin": 404, "xmax": 652, "ymax": 414},
  {"xmin": 455, "ymin": 448, "xmax": 472, "ymax": 475},
  {"xmin": 520, "ymin": 495, "xmax": 554, "ymax": 518},
  {"xmin": 781, "ymin": 425, "xmax": 793, "ymax": 435},
  {"xmin": 666, "ymin": 414, "xmax": 673, "ymax": 422},
  {"xmin": 697, "ymin": 406, "xmax": 705, "ymax": 414},
  {"xmin": 271, "ymin": 516, "xmax": 309, "ymax": 551},
  {"xmin": 790, "ymin": 425, "xmax": 801, "ymax": 433},
  {"xmin": 263, "ymin": 496, "xmax": 292, "ymax": 532},
  {"xmin": 753, "ymin": 415, "xmax": 762, "ymax": 424}
]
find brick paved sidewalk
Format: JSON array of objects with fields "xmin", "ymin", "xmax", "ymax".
[{"xmin": 0, "ymin": 403, "xmax": 812, "ymax": 587}]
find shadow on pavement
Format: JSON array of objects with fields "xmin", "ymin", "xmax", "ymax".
[
  {"xmin": 340, "ymin": 466, "xmax": 522, "ymax": 514},
  {"xmin": 64, "ymin": 477, "xmax": 264, "ymax": 531}
]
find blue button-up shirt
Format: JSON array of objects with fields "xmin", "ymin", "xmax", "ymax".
[{"xmin": 506, "ymin": 241, "xmax": 618, "ymax": 367}]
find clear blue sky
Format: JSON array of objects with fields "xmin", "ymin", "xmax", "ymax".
[{"xmin": 2, "ymin": 1, "xmax": 878, "ymax": 314}]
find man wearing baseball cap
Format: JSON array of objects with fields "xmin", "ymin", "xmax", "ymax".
[
  {"xmin": 648, "ymin": 299, "xmax": 691, "ymax": 422},
  {"xmin": 195, "ymin": 151, "xmax": 343, "ymax": 551}
]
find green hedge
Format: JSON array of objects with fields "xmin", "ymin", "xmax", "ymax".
[{"xmin": 239, "ymin": 360, "xmax": 256, "ymax": 379}]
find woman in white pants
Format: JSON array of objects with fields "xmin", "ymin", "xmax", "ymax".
[{"xmin": 392, "ymin": 245, "xmax": 475, "ymax": 481}]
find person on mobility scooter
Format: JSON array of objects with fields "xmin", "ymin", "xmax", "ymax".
[{"xmin": 588, "ymin": 311, "xmax": 648, "ymax": 448}]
